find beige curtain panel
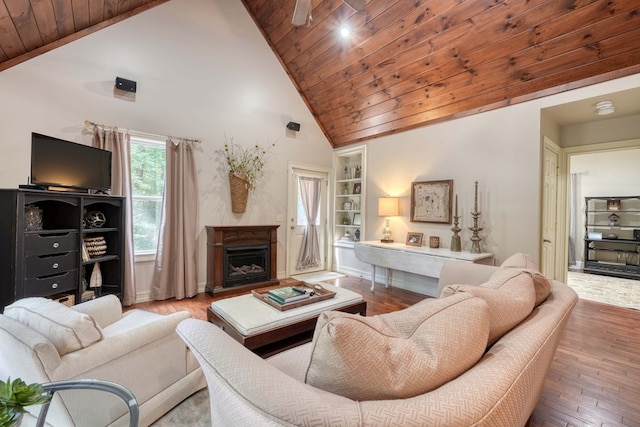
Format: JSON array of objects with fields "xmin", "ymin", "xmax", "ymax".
[
  {"xmin": 151, "ymin": 139, "xmax": 198, "ymax": 300},
  {"xmin": 92, "ymin": 127, "xmax": 136, "ymax": 306}
]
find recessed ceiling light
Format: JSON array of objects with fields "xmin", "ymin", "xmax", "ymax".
[
  {"xmin": 339, "ymin": 24, "xmax": 351, "ymax": 38},
  {"xmin": 595, "ymin": 100, "xmax": 615, "ymax": 115}
]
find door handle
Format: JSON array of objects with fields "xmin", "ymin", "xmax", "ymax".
[
  {"xmin": 291, "ymin": 226, "xmax": 295, "ymax": 229},
  {"xmin": 544, "ymin": 239, "xmax": 551, "ymax": 243}
]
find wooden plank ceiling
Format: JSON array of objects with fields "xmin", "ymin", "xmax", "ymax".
[
  {"xmin": 1, "ymin": 0, "xmax": 638, "ymax": 148},
  {"xmin": 242, "ymin": 0, "xmax": 640, "ymax": 147},
  {"xmin": 0, "ymin": 0, "xmax": 167, "ymax": 72}
]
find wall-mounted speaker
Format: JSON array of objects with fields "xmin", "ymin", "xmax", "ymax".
[
  {"xmin": 286, "ymin": 121, "xmax": 301, "ymax": 131},
  {"xmin": 115, "ymin": 77, "xmax": 137, "ymax": 93}
]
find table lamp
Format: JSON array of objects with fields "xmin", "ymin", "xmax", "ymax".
[{"xmin": 378, "ymin": 197, "xmax": 399, "ymax": 243}]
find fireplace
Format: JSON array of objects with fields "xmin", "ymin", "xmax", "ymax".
[
  {"xmin": 224, "ymin": 244, "xmax": 269, "ymax": 287},
  {"xmin": 206, "ymin": 225, "xmax": 279, "ymax": 295}
]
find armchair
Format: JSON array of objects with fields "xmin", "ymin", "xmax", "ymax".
[{"xmin": 0, "ymin": 295, "xmax": 205, "ymax": 427}]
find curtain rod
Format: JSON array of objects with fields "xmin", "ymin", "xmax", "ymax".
[{"xmin": 84, "ymin": 120, "xmax": 201, "ymax": 144}]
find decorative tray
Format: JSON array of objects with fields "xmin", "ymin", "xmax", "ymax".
[{"xmin": 252, "ymin": 281, "xmax": 336, "ymax": 311}]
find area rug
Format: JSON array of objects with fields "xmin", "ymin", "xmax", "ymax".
[
  {"xmin": 151, "ymin": 389, "xmax": 210, "ymax": 426},
  {"xmin": 291, "ymin": 270, "xmax": 346, "ymax": 282},
  {"xmin": 566, "ymin": 271, "xmax": 640, "ymax": 310}
]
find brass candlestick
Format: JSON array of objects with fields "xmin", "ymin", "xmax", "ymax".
[
  {"xmin": 450, "ymin": 194, "xmax": 461, "ymax": 252},
  {"xmin": 469, "ymin": 181, "xmax": 483, "ymax": 253}
]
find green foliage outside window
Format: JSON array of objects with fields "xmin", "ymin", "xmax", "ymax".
[
  {"xmin": 131, "ymin": 144, "xmax": 165, "ymax": 196},
  {"xmin": 130, "ymin": 141, "xmax": 165, "ymax": 253}
]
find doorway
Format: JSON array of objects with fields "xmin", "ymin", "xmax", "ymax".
[
  {"xmin": 286, "ymin": 163, "xmax": 330, "ymax": 277},
  {"xmin": 566, "ymin": 142, "xmax": 640, "ymax": 270}
]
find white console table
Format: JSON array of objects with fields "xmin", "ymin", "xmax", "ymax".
[{"xmin": 354, "ymin": 241, "xmax": 493, "ymax": 291}]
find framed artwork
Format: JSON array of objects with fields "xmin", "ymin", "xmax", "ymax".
[
  {"xmin": 352, "ymin": 212, "xmax": 361, "ymax": 225},
  {"xmin": 406, "ymin": 232, "xmax": 424, "ymax": 247},
  {"xmin": 353, "ymin": 182, "xmax": 361, "ymax": 194},
  {"xmin": 411, "ymin": 179, "xmax": 453, "ymax": 224},
  {"xmin": 607, "ymin": 199, "xmax": 621, "ymax": 211}
]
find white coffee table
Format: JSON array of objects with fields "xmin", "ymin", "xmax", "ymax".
[{"xmin": 207, "ymin": 282, "xmax": 366, "ymax": 357}]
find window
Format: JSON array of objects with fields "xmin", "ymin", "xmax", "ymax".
[
  {"xmin": 296, "ymin": 177, "xmax": 322, "ymax": 226},
  {"xmin": 130, "ymin": 135, "xmax": 165, "ymax": 255}
]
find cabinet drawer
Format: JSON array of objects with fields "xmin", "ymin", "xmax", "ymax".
[
  {"xmin": 25, "ymin": 232, "xmax": 78, "ymax": 256},
  {"xmin": 25, "ymin": 251, "xmax": 78, "ymax": 279},
  {"xmin": 24, "ymin": 271, "xmax": 77, "ymax": 297}
]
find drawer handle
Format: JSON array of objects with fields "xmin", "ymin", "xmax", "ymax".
[
  {"xmin": 52, "ymin": 283, "xmax": 58, "ymax": 289},
  {"xmin": 52, "ymin": 262, "xmax": 59, "ymax": 269},
  {"xmin": 52, "ymin": 242, "xmax": 60, "ymax": 249}
]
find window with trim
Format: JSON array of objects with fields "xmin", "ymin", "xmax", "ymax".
[{"xmin": 130, "ymin": 135, "xmax": 165, "ymax": 255}]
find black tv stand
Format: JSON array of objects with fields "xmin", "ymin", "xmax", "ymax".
[{"xmin": 0, "ymin": 188, "xmax": 125, "ymax": 309}]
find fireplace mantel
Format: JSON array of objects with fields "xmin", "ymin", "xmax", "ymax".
[{"xmin": 205, "ymin": 225, "xmax": 279, "ymax": 296}]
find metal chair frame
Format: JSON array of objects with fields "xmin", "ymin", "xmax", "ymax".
[{"xmin": 36, "ymin": 379, "xmax": 139, "ymax": 427}]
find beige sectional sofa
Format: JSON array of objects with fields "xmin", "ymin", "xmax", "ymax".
[
  {"xmin": 177, "ymin": 254, "xmax": 578, "ymax": 426},
  {"xmin": 0, "ymin": 295, "xmax": 206, "ymax": 426}
]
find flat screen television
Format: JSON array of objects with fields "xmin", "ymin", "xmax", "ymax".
[{"xmin": 30, "ymin": 132, "xmax": 112, "ymax": 192}]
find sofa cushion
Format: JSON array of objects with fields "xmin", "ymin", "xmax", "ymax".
[
  {"xmin": 4, "ymin": 297, "xmax": 103, "ymax": 356},
  {"xmin": 499, "ymin": 252, "xmax": 550, "ymax": 305},
  {"xmin": 304, "ymin": 293, "xmax": 490, "ymax": 401},
  {"xmin": 441, "ymin": 269, "xmax": 536, "ymax": 345},
  {"xmin": 499, "ymin": 252, "xmax": 539, "ymax": 270}
]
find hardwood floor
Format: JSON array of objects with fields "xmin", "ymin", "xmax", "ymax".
[{"xmin": 130, "ymin": 276, "xmax": 640, "ymax": 426}]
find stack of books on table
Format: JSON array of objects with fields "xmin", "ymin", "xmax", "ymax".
[{"xmin": 267, "ymin": 286, "xmax": 310, "ymax": 305}]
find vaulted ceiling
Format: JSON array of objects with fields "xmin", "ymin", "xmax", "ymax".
[
  {"xmin": 1, "ymin": 0, "xmax": 639, "ymax": 148},
  {"xmin": 0, "ymin": 0, "xmax": 167, "ymax": 71}
]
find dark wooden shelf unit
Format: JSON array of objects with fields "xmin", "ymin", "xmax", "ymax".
[
  {"xmin": 0, "ymin": 189, "xmax": 125, "ymax": 309},
  {"xmin": 583, "ymin": 196, "xmax": 640, "ymax": 280}
]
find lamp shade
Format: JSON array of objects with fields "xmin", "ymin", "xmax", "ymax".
[{"xmin": 378, "ymin": 197, "xmax": 399, "ymax": 217}]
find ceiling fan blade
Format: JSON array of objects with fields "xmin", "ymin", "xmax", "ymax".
[
  {"xmin": 292, "ymin": 0, "xmax": 312, "ymax": 26},
  {"xmin": 343, "ymin": 0, "xmax": 366, "ymax": 11}
]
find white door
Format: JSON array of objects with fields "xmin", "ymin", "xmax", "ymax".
[
  {"xmin": 542, "ymin": 141, "xmax": 560, "ymax": 279},
  {"xmin": 287, "ymin": 166, "xmax": 329, "ymax": 276}
]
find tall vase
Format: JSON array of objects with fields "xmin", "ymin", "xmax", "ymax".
[
  {"xmin": 229, "ymin": 172, "xmax": 249, "ymax": 213},
  {"xmin": 90, "ymin": 262, "xmax": 103, "ymax": 297}
]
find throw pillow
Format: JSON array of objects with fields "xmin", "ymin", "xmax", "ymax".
[
  {"xmin": 4, "ymin": 297, "xmax": 103, "ymax": 355},
  {"xmin": 441, "ymin": 268, "xmax": 536, "ymax": 345},
  {"xmin": 522, "ymin": 269, "xmax": 551, "ymax": 306},
  {"xmin": 499, "ymin": 252, "xmax": 551, "ymax": 305},
  {"xmin": 304, "ymin": 293, "xmax": 490, "ymax": 401}
]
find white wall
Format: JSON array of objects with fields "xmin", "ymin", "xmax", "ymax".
[
  {"xmin": 346, "ymin": 75, "xmax": 640, "ymax": 295},
  {"xmin": 359, "ymin": 75, "xmax": 640, "ymax": 265},
  {"xmin": 0, "ymin": 0, "xmax": 333, "ymax": 298},
  {"xmin": 561, "ymin": 115, "xmax": 640, "ymax": 147}
]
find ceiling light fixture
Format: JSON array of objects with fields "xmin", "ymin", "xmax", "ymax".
[
  {"xmin": 339, "ymin": 24, "xmax": 351, "ymax": 38},
  {"xmin": 595, "ymin": 100, "xmax": 615, "ymax": 115}
]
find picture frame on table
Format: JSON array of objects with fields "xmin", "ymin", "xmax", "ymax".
[
  {"xmin": 410, "ymin": 179, "xmax": 453, "ymax": 224},
  {"xmin": 353, "ymin": 182, "xmax": 361, "ymax": 194},
  {"xmin": 406, "ymin": 232, "xmax": 424, "ymax": 247}
]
